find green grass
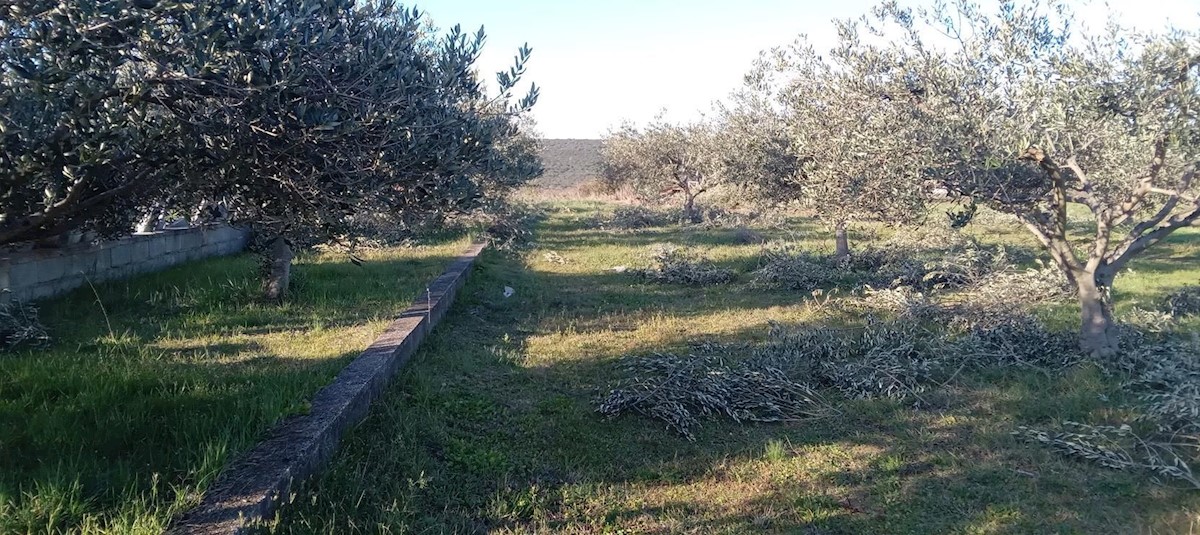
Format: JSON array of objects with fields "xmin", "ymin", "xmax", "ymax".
[
  {"xmin": 0, "ymin": 236, "xmax": 474, "ymax": 534},
  {"xmin": 271, "ymin": 200, "xmax": 1200, "ymax": 534}
]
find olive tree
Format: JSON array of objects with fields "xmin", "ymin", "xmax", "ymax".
[
  {"xmin": 156, "ymin": 1, "xmax": 539, "ymax": 299},
  {"xmin": 738, "ymin": 28, "xmax": 929, "ymax": 259},
  {"xmin": 0, "ymin": 1, "xmax": 193, "ymax": 244},
  {"xmin": 868, "ymin": 1, "xmax": 1200, "ymax": 356},
  {"xmin": 1, "ymin": 0, "xmax": 539, "ymax": 300},
  {"xmin": 601, "ymin": 119, "xmax": 723, "ymax": 223}
]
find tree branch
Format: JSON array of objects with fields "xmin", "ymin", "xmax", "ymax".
[
  {"xmin": 1111, "ymin": 134, "xmax": 1169, "ymax": 227},
  {"xmin": 1106, "ymin": 200, "xmax": 1200, "ymax": 275}
]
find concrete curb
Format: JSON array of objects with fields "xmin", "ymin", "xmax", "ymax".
[{"xmin": 167, "ymin": 242, "xmax": 488, "ymax": 534}]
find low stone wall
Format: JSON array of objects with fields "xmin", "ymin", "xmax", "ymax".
[
  {"xmin": 168, "ymin": 241, "xmax": 487, "ymax": 535},
  {"xmin": 0, "ymin": 225, "xmax": 249, "ymax": 303}
]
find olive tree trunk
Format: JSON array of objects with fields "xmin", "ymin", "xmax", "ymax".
[
  {"xmin": 1074, "ymin": 268, "xmax": 1119, "ymax": 357},
  {"xmin": 834, "ymin": 221, "xmax": 851, "ymax": 261},
  {"xmin": 683, "ymin": 194, "xmax": 701, "ymax": 224},
  {"xmin": 262, "ymin": 236, "xmax": 294, "ymax": 301}
]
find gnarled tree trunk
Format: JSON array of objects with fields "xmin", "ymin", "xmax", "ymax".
[
  {"xmin": 1074, "ymin": 268, "xmax": 1119, "ymax": 357},
  {"xmin": 262, "ymin": 236, "xmax": 294, "ymax": 301},
  {"xmin": 834, "ymin": 221, "xmax": 851, "ymax": 261},
  {"xmin": 683, "ymin": 194, "xmax": 701, "ymax": 224}
]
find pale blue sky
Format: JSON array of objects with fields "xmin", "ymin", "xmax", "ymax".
[{"xmin": 415, "ymin": 1, "xmax": 1199, "ymax": 139}]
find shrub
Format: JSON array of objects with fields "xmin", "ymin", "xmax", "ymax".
[
  {"xmin": 0, "ymin": 301, "xmax": 50, "ymax": 352},
  {"xmin": 636, "ymin": 244, "xmax": 735, "ymax": 286}
]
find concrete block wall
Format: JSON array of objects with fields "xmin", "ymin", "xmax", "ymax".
[{"xmin": 0, "ymin": 225, "xmax": 250, "ymax": 303}]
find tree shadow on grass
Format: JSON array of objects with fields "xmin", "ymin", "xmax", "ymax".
[
  {"xmin": 0, "ymin": 245, "xmax": 467, "ymax": 532},
  {"xmin": 271, "ymin": 246, "xmax": 1197, "ymax": 535}
]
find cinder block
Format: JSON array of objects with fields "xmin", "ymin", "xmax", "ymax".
[
  {"xmin": 151, "ymin": 234, "xmax": 173, "ymax": 257},
  {"xmin": 132, "ymin": 240, "xmax": 150, "ymax": 264},
  {"xmin": 149, "ymin": 255, "xmax": 168, "ymax": 271},
  {"xmin": 110, "ymin": 243, "xmax": 133, "ymax": 267},
  {"xmin": 202, "ymin": 228, "xmax": 221, "ymax": 247},
  {"xmin": 56, "ymin": 275, "xmax": 84, "ymax": 295},
  {"xmin": 36, "ymin": 257, "xmax": 68, "ymax": 284},
  {"xmin": 156, "ymin": 252, "xmax": 174, "ymax": 268},
  {"xmin": 95, "ymin": 248, "xmax": 112, "ymax": 274},
  {"xmin": 111, "ymin": 265, "xmax": 134, "ymax": 280},
  {"xmin": 181, "ymin": 231, "xmax": 203, "ymax": 251},
  {"xmin": 170, "ymin": 251, "xmax": 189, "ymax": 266},
  {"xmin": 72, "ymin": 251, "xmax": 97, "ymax": 278},
  {"xmin": 8, "ymin": 260, "xmax": 39, "ymax": 289}
]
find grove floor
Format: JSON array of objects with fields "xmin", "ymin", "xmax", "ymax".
[
  {"xmin": 272, "ymin": 201, "xmax": 1200, "ymax": 534},
  {"xmin": 0, "ymin": 235, "xmax": 473, "ymax": 534}
]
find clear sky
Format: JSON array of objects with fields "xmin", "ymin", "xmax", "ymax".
[{"xmin": 414, "ymin": 1, "xmax": 1200, "ymax": 139}]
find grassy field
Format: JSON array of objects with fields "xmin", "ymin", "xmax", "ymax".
[
  {"xmin": 0, "ymin": 235, "xmax": 473, "ymax": 534},
  {"xmin": 271, "ymin": 200, "xmax": 1200, "ymax": 534}
]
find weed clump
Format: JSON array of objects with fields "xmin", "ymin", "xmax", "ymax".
[{"xmin": 635, "ymin": 244, "xmax": 734, "ymax": 286}]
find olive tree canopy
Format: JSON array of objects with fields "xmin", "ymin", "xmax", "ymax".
[
  {"xmin": 735, "ymin": 24, "xmax": 930, "ymax": 258},
  {"xmin": 0, "ymin": 0, "xmax": 540, "ymax": 299},
  {"xmin": 601, "ymin": 119, "xmax": 724, "ymax": 223}
]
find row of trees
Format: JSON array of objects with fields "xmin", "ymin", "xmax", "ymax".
[
  {"xmin": 601, "ymin": 1, "xmax": 1200, "ymax": 357},
  {"xmin": 0, "ymin": 0, "xmax": 541, "ymax": 299}
]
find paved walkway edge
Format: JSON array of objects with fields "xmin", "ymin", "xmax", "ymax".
[{"xmin": 168, "ymin": 242, "xmax": 488, "ymax": 534}]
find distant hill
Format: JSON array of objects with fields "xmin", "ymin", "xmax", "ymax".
[{"xmin": 534, "ymin": 139, "xmax": 603, "ymax": 189}]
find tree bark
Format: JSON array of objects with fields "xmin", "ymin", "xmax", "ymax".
[
  {"xmin": 683, "ymin": 194, "xmax": 701, "ymax": 224},
  {"xmin": 1075, "ymin": 269, "xmax": 1119, "ymax": 357},
  {"xmin": 262, "ymin": 236, "xmax": 294, "ymax": 301},
  {"xmin": 834, "ymin": 221, "xmax": 851, "ymax": 260}
]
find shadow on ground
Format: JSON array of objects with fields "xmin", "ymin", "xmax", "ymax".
[
  {"xmin": 0, "ymin": 244, "xmax": 465, "ymax": 533},
  {"xmin": 271, "ymin": 210, "xmax": 1198, "ymax": 534}
]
